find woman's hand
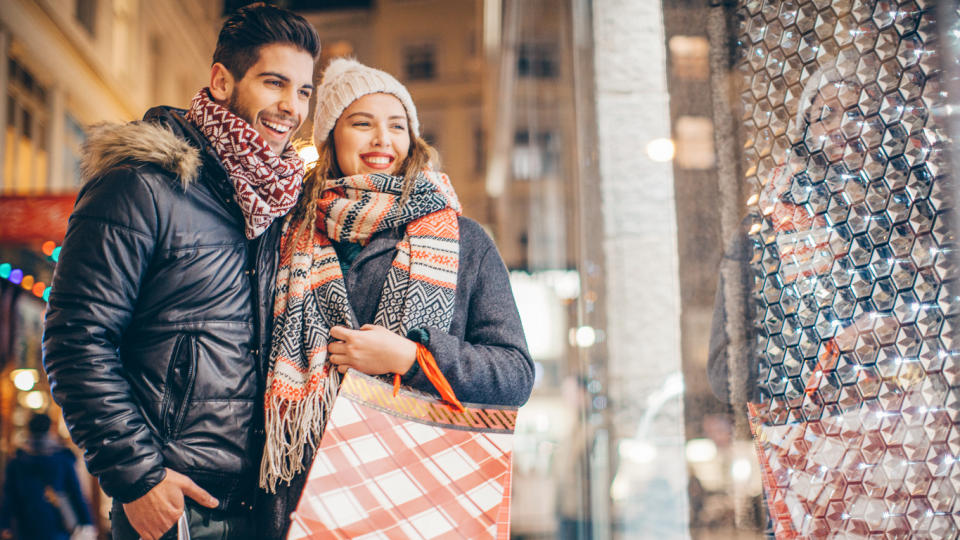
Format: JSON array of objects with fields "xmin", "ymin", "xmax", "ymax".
[{"xmin": 328, "ymin": 324, "xmax": 417, "ymax": 376}]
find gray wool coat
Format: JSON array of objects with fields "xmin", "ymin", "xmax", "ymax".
[{"xmin": 260, "ymin": 215, "xmax": 535, "ymax": 538}]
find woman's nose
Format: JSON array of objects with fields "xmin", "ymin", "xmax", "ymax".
[{"xmin": 372, "ymin": 125, "xmax": 391, "ymax": 147}]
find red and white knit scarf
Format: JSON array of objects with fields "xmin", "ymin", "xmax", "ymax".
[
  {"xmin": 260, "ymin": 169, "xmax": 461, "ymax": 491},
  {"xmin": 185, "ymin": 88, "xmax": 304, "ymax": 239}
]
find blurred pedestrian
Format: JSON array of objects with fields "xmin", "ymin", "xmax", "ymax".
[
  {"xmin": 0, "ymin": 413, "xmax": 92, "ymax": 540},
  {"xmin": 257, "ymin": 58, "xmax": 535, "ymax": 539}
]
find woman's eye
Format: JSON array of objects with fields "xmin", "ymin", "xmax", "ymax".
[
  {"xmin": 299, "ymin": 89, "xmax": 312, "ymax": 98},
  {"xmin": 353, "ymin": 121, "xmax": 370, "ymax": 127},
  {"xmin": 391, "ymin": 124, "xmax": 406, "ymax": 130}
]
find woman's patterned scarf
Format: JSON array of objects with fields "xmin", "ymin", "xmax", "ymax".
[
  {"xmin": 185, "ymin": 88, "xmax": 304, "ymax": 239},
  {"xmin": 260, "ymin": 169, "xmax": 461, "ymax": 491}
]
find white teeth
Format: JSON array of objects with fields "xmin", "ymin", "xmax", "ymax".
[
  {"xmin": 365, "ymin": 156, "xmax": 391, "ymax": 165},
  {"xmin": 262, "ymin": 120, "xmax": 290, "ymax": 134}
]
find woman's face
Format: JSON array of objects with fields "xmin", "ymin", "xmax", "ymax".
[{"xmin": 333, "ymin": 93, "xmax": 411, "ymax": 177}]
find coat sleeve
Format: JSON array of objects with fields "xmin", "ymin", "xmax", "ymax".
[
  {"xmin": 402, "ymin": 241, "xmax": 535, "ymax": 407},
  {"xmin": 42, "ymin": 166, "xmax": 167, "ymax": 503}
]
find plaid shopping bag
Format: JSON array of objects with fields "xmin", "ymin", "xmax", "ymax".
[{"xmin": 287, "ymin": 369, "xmax": 518, "ymax": 540}]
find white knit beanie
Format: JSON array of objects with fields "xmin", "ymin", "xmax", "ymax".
[{"xmin": 313, "ymin": 58, "xmax": 419, "ymax": 144}]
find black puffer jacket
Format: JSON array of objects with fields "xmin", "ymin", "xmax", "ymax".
[{"xmin": 43, "ymin": 107, "xmax": 282, "ymax": 511}]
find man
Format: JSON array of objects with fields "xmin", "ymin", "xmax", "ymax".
[{"xmin": 42, "ymin": 4, "xmax": 319, "ymax": 539}]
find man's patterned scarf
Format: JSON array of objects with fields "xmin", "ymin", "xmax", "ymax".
[
  {"xmin": 260, "ymin": 169, "xmax": 461, "ymax": 491},
  {"xmin": 185, "ymin": 88, "xmax": 304, "ymax": 239}
]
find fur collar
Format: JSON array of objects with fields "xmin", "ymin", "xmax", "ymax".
[{"xmin": 80, "ymin": 121, "xmax": 201, "ymax": 185}]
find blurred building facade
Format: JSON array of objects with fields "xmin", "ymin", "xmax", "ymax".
[
  {"xmin": 0, "ymin": 0, "xmax": 221, "ymax": 534},
  {"xmin": 1, "ymin": 0, "xmax": 219, "ymax": 195}
]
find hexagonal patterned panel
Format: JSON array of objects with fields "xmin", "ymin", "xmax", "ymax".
[{"xmin": 738, "ymin": 1, "xmax": 960, "ymax": 536}]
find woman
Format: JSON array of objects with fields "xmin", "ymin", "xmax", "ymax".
[{"xmin": 258, "ymin": 58, "xmax": 534, "ymax": 537}]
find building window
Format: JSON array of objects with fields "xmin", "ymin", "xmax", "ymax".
[
  {"xmin": 517, "ymin": 43, "xmax": 557, "ymax": 79},
  {"xmin": 512, "ymin": 129, "xmax": 559, "ymax": 180},
  {"xmin": 112, "ymin": 0, "xmax": 134, "ymax": 80},
  {"xmin": 76, "ymin": 0, "xmax": 97, "ymax": 36},
  {"xmin": 4, "ymin": 58, "xmax": 49, "ymax": 194},
  {"xmin": 224, "ymin": 0, "xmax": 373, "ymax": 14},
  {"xmin": 404, "ymin": 44, "xmax": 436, "ymax": 81},
  {"xmin": 474, "ymin": 126, "xmax": 485, "ymax": 174},
  {"xmin": 64, "ymin": 114, "xmax": 85, "ymax": 189}
]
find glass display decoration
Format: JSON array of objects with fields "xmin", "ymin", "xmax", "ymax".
[{"xmin": 739, "ymin": 0, "xmax": 960, "ymax": 536}]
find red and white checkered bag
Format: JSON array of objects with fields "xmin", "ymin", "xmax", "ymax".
[{"xmin": 287, "ymin": 369, "xmax": 518, "ymax": 539}]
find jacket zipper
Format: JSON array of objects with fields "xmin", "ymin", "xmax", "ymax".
[
  {"xmin": 169, "ymin": 335, "xmax": 198, "ymax": 439},
  {"xmin": 251, "ymin": 232, "xmax": 268, "ymax": 379},
  {"xmin": 160, "ymin": 335, "xmax": 185, "ymax": 439}
]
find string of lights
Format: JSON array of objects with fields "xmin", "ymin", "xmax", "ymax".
[{"xmin": 0, "ymin": 239, "xmax": 60, "ymax": 302}]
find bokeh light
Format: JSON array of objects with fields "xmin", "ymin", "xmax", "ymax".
[{"xmin": 42, "ymin": 241, "xmax": 56, "ymax": 256}]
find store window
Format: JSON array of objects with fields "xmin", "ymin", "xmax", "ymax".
[{"xmin": 498, "ymin": 0, "xmax": 960, "ymax": 538}]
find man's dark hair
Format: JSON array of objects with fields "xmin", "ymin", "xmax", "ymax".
[
  {"xmin": 28, "ymin": 413, "xmax": 52, "ymax": 436},
  {"xmin": 214, "ymin": 2, "xmax": 321, "ymax": 81}
]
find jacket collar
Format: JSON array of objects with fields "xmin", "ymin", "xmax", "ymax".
[
  {"xmin": 142, "ymin": 107, "xmax": 236, "ymax": 205},
  {"xmin": 352, "ymin": 226, "xmax": 404, "ymax": 270},
  {"xmin": 78, "ymin": 106, "xmax": 238, "ymax": 212},
  {"xmin": 80, "ymin": 107, "xmax": 203, "ymax": 185}
]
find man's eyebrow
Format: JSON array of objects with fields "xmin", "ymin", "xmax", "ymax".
[
  {"xmin": 257, "ymin": 72, "xmax": 314, "ymax": 90},
  {"xmin": 257, "ymin": 71, "xmax": 289, "ymax": 81}
]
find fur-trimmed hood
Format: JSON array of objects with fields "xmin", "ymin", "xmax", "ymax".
[{"xmin": 80, "ymin": 121, "xmax": 202, "ymax": 185}]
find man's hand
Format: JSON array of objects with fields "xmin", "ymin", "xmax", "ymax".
[
  {"xmin": 328, "ymin": 325, "xmax": 417, "ymax": 376},
  {"xmin": 123, "ymin": 468, "xmax": 218, "ymax": 540}
]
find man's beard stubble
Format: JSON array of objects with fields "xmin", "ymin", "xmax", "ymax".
[{"xmin": 227, "ymin": 91, "xmax": 257, "ymax": 128}]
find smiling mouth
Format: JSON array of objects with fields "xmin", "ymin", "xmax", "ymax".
[
  {"xmin": 360, "ymin": 153, "xmax": 396, "ymax": 169},
  {"xmin": 261, "ymin": 119, "xmax": 294, "ymax": 136}
]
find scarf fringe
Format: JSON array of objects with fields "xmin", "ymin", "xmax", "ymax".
[{"xmin": 259, "ymin": 368, "xmax": 341, "ymax": 493}]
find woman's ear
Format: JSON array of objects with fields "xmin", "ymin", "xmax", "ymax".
[{"xmin": 209, "ymin": 63, "xmax": 235, "ymax": 102}]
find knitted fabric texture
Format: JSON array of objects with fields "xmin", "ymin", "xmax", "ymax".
[
  {"xmin": 260, "ymin": 168, "xmax": 461, "ymax": 491},
  {"xmin": 312, "ymin": 58, "xmax": 419, "ymax": 143},
  {"xmin": 185, "ymin": 88, "xmax": 304, "ymax": 239}
]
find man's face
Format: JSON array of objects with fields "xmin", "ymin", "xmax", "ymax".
[{"xmin": 223, "ymin": 43, "xmax": 315, "ymax": 154}]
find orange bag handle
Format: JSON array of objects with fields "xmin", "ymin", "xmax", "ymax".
[{"xmin": 393, "ymin": 343, "xmax": 465, "ymax": 412}]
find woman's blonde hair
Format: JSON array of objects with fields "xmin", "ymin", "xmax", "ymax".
[{"xmin": 287, "ymin": 124, "xmax": 440, "ymax": 251}]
